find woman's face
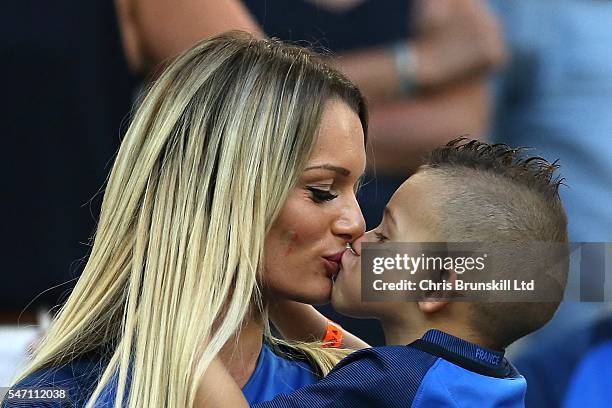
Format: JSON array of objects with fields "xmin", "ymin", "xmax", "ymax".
[{"xmin": 263, "ymin": 98, "xmax": 366, "ymax": 305}]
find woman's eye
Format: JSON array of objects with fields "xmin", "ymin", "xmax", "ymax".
[
  {"xmin": 307, "ymin": 187, "xmax": 338, "ymax": 203},
  {"xmin": 374, "ymin": 232, "xmax": 389, "ymax": 243}
]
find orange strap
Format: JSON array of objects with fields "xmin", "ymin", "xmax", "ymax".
[{"xmin": 322, "ymin": 320, "xmax": 344, "ymax": 348}]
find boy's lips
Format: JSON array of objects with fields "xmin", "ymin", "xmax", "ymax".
[{"xmin": 339, "ymin": 248, "xmax": 359, "ymax": 274}]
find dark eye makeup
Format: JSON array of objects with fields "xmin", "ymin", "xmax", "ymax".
[{"xmin": 307, "ymin": 187, "xmax": 338, "ymax": 203}]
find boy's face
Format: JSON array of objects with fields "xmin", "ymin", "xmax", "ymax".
[{"xmin": 332, "ymin": 172, "xmax": 443, "ymax": 318}]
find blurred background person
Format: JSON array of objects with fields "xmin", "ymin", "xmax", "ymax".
[{"xmin": 488, "ymin": 0, "xmax": 612, "ymax": 406}]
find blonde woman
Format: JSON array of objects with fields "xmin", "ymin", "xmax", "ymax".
[{"xmin": 6, "ymin": 32, "xmax": 368, "ymax": 407}]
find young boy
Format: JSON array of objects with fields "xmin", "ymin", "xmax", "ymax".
[{"xmin": 197, "ymin": 138, "xmax": 569, "ymax": 407}]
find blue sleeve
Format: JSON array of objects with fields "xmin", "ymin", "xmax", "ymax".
[
  {"xmin": 512, "ymin": 330, "xmax": 589, "ymax": 408},
  {"xmin": 251, "ymin": 346, "xmax": 437, "ymax": 408},
  {"xmin": 564, "ymin": 341, "xmax": 612, "ymax": 408}
]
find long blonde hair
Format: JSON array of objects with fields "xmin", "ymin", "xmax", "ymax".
[{"xmin": 15, "ymin": 32, "xmax": 367, "ymax": 407}]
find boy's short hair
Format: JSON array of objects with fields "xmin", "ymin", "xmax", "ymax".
[{"xmin": 422, "ymin": 138, "xmax": 569, "ymax": 348}]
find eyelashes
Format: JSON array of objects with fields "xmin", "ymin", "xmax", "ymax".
[
  {"xmin": 306, "ymin": 187, "xmax": 338, "ymax": 203},
  {"xmin": 374, "ymin": 232, "xmax": 389, "ymax": 242}
]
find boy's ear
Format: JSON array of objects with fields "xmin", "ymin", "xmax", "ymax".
[
  {"xmin": 418, "ymin": 266, "xmax": 459, "ymax": 314},
  {"xmin": 417, "ymin": 298, "xmax": 450, "ymax": 314}
]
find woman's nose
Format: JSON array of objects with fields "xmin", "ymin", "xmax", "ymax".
[{"xmin": 333, "ymin": 201, "xmax": 366, "ymax": 243}]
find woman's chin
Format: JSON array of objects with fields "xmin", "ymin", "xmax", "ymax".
[{"xmin": 292, "ymin": 281, "xmax": 333, "ymax": 305}]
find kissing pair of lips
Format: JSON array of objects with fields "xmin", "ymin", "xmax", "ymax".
[{"xmin": 322, "ymin": 250, "xmax": 344, "ymax": 280}]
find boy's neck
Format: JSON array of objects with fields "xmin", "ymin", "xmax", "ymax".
[
  {"xmin": 380, "ymin": 317, "xmax": 499, "ymax": 350},
  {"xmin": 380, "ymin": 316, "xmax": 422, "ymax": 345}
]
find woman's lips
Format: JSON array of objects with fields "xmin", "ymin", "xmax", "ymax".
[
  {"xmin": 323, "ymin": 251, "xmax": 344, "ymax": 278},
  {"xmin": 322, "ymin": 257, "xmax": 340, "ymax": 278},
  {"xmin": 322, "ymin": 256, "xmax": 342, "ymax": 280}
]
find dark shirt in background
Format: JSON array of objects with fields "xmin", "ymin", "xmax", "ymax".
[{"xmin": 2, "ymin": 1, "xmax": 138, "ymax": 312}]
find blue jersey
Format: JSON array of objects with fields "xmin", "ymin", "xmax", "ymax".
[
  {"xmin": 2, "ymin": 343, "xmax": 317, "ymax": 407},
  {"xmin": 254, "ymin": 330, "xmax": 526, "ymax": 408},
  {"xmin": 242, "ymin": 343, "xmax": 319, "ymax": 403}
]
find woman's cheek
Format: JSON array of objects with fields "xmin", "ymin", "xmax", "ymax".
[
  {"xmin": 283, "ymin": 230, "xmax": 299, "ymax": 255},
  {"xmin": 285, "ymin": 213, "xmax": 324, "ymax": 251}
]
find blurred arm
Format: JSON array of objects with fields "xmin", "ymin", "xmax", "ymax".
[
  {"xmin": 335, "ymin": 0, "xmax": 506, "ymax": 103},
  {"xmin": 116, "ymin": 0, "xmax": 263, "ymax": 74},
  {"xmin": 117, "ymin": 0, "xmax": 504, "ymax": 98},
  {"xmin": 367, "ymin": 76, "xmax": 491, "ymax": 175}
]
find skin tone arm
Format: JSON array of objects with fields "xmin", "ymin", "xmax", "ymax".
[
  {"xmin": 333, "ymin": 0, "xmax": 499, "ymax": 165},
  {"xmin": 333, "ymin": 0, "xmax": 506, "ymax": 104},
  {"xmin": 116, "ymin": 0, "xmax": 505, "ymax": 103},
  {"xmin": 115, "ymin": 0, "xmax": 264, "ymax": 73},
  {"xmin": 268, "ymin": 299, "xmax": 370, "ymax": 350},
  {"xmin": 367, "ymin": 76, "xmax": 491, "ymax": 175}
]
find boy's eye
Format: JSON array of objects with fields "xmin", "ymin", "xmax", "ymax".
[
  {"xmin": 307, "ymin": 187, "xmax": 338, "ymax": 203},
  {"xmin": 374, "ymin": 232, "xmax": 389, "ymax": 242}
]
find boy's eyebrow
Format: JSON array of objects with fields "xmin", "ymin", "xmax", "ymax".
[
  {"xmin": 356, "ymin": 172, "xmax": 366, "ymax": 187},
  {"xmin": 384, "ymin": 207, "xmax": 397, "ymax": 230},
  {"xmin": 304, "ymin": 164, "xmax": 350, "ymax": 176}
]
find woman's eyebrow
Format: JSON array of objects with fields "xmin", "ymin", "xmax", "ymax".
[{"xmin": 304, "ymin": 164, "xmax": 350, "ymax": 176}]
